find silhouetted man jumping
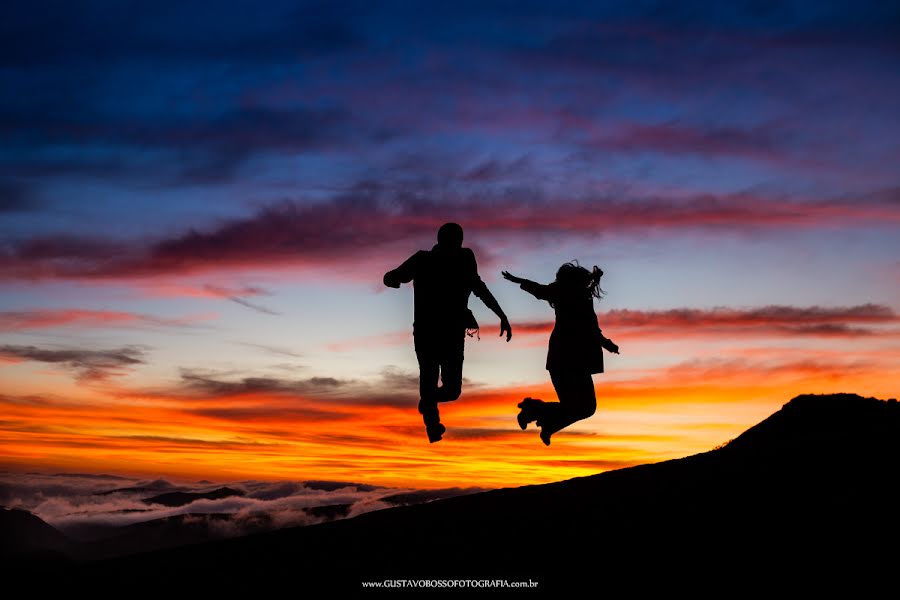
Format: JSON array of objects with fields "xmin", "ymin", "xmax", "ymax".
[{"xmin": 384, "ymin": 223, "xmax": 512, "ymax": 443}]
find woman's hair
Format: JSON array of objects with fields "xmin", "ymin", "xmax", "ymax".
[{"xmin": 555, "ymin": 260, "xmax": 605, "ymax": 300}]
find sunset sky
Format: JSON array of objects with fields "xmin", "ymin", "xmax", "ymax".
[{"xmin": 2, "ymin": 1, "xmax": 898, "ymax": 489}]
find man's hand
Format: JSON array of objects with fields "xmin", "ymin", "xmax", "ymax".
[
  {"xmin": 383, "ymin": 271, "xmax": 401, "ymax": 289},
  {"xmin": 500, "ymin": 316, "xmax": 512, "ymax": 342}
]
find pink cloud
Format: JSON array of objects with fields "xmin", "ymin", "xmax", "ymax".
[
  {"xmin": 0, "ymin": 308, "xmax": 215, "ymax": 330},
  {"xmin": 1, "ymin": 194, "xmax": 897, "ymax": 285}
]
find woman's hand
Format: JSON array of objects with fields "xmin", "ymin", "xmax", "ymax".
[
  {"xmin": 502, "ymin": 271, "xmax": 524, "ymax": 284},
  {"xmin": 600, "ymin": 336, "xmax": 620, "ymax": 354}
]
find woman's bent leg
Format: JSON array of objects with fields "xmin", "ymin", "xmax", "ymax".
[{"xmin": 542, "ymin": 370, "xmax": 596, "ymax": 439}]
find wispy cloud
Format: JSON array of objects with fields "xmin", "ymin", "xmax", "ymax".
[
  {"xmin": 235, "ymin": 341, "xmax": 303, "ymax": 358},
  {"xmin": 202, "ymin": 284, "xmax": 281, "ymax": 315},
  {"xmin": 0, "ymin": 308, "xmax": 212, "ymax": 331}
]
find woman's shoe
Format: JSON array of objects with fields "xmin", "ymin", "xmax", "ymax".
[{"xmin": 539, "ymin": 429, "xmax": 552, "ymax": 446}]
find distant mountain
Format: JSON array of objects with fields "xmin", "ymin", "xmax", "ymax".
[
  {"xmin": 141, "ymin": 486, "xmax": 245, "ymax": 507},
  {"xmin": 55, "ymin": 510, "xmax": 153, "ymax": 543},
  {"xmin": 0, "ymin": 507, "xmax": 71, "ymax": 558},
  {"xmin": 77, "ymin": 512, "xmax": 273, "ymax": 560},
  {"xmin": 303, "ymin": 480, "xmax": 381, "ymax": 492},
  {"xmin": 13, "ymin": 393, "xmax": 900, "ymax": 593},
  {"xmin": 305, "ymin": 503, "xmax": 352, "ymax": 520},
  {"xmin": 3, "ymin": 502, "xmax": 361, "ymax": 561},
  {"xmin": 51, "ymin": 473, "xmax": 131, "ymax": 480},
  {"xmin": 94, "ymin": 478, "xmax": 183, "ymax": 496}
]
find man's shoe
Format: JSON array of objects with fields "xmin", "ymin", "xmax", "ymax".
[
  {"xmin": 426, "ymin": 423, "xmax": 446, "ymax": 443},
  {"xmin": 517, "ymin": 408, "xmax": 530, "ymax": 430}
]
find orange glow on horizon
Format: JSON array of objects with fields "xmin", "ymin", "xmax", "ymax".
[{"xmin": 2, "ymin": 349, "xmax": 896, "ymax": 488}]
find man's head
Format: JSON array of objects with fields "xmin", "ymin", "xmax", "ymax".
[{"xmin": 436, "ymin": 222, "xmax": 464, "ymax": 249}]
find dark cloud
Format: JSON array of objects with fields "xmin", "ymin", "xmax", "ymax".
[
  {"xmin": 378, "ymin": 367, "xmax": 421, "ymax": 391},
  {"xmin": 177, "ymin": 368, "xmax": 348, "ymax": 398},
  {"xmin": 461, "ymin": 156, "xmax": 534, "ymax": 182},
  {"xmin": 146, "ymin": 368, "xmax": 359, "ymax": 422},
  {"xmin": 0, "ymin": 179, "xmax": 40, "ymax": 212},
  {"xmin": 0, "ymin": 3, "xmax": 375, "ymax": 188},
  {"xmin": 0, "ymin": 1, "xmax": 365, "ymax": 68},
  {"xmin": 190, "ymin": 406, "xmax": 349, "ymax": 423},
  {"xmin": 116, "ymin": 435, "xmax": 278, "ymax": 450},
  {"xmin": 0, "ymin": 344, "xmax": 146, "ymax": 381},
  {"xmin": 0, "ymin": 105, "xmax": 357, "ymax": 186},
  {"xmin": 516, "ymin": 304, "xmax": 899, "ymax": 338},
  {"xmin": 581, "ymin": 121, "xmax": 787, "ymax": 160},
  {"xmin": 2, "ymin": 0, "xmax": 897, "ymax": 192},
  {"xmin": 612, "ymin": 303, "xmax": 899, "ymax": 327},
  {"xmin": 446, "ymin": 427, "xmax": 523, "ymax": 440},
  {"xmin": 148, "ymin": 106, "xmax": 354, "ymax": 185},
  {"xmin": 517, "ymin": 8, "xmax": 900, "ymax": 84}
]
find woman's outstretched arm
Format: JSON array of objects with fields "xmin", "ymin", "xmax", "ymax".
[
  {"xmin": 502, "ymin": 271, "xmax": 552, "ymax": 301},
  {"xmin": 501, "ymin": 271, "xmax": 528, "ymax": 285}
]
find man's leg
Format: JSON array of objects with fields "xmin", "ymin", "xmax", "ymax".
[
  {"xmin": 436, "ymin": 329, "xmax": 465, "ymax": 403},
  {"xmin": 414, "ymin": 334, "xmax": 442, "ymax": 432}
]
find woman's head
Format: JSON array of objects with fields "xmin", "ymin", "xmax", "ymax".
[{"xmin": 555, "ymin": 261, "xmax": 605, "ymax": 300}]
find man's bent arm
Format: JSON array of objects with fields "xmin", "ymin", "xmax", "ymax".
[
  {"xmin": 473, "ymin": 278, "xmax": 506, "ymax": 320},
  {"xmin": 472, "ymin": 274, "xmax": 512, "ymax": 341},
  {"xmin": 384, "ymin": 252, "xmax": 421, "ymax": 288}
]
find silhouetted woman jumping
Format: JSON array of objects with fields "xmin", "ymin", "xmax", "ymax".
[{"xmin": 503, "ymin": 262, "xmax": 619, "ymax": 446}]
